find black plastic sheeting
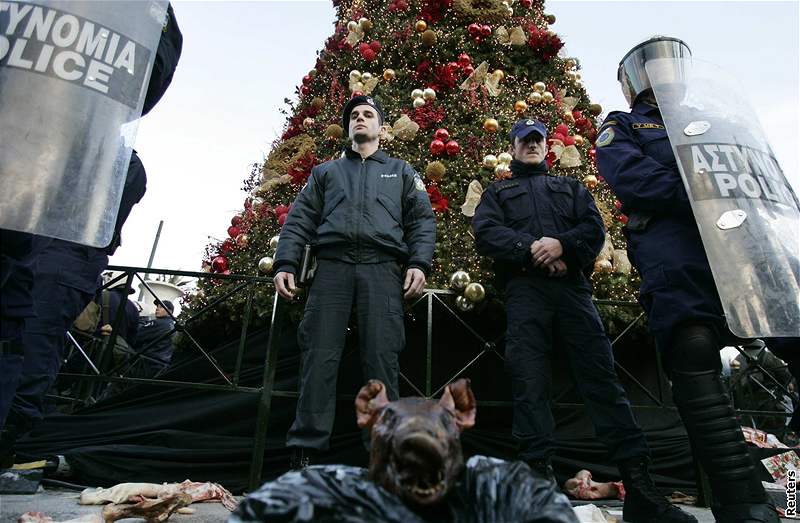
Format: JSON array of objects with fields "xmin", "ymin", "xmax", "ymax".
[
  {"xmin": 231, "ymin": 457, "xmax": 578, "ymax": 523},
  {"xmin": 17, "ymin": 302, "xmax": 695, "ymax": 494}
]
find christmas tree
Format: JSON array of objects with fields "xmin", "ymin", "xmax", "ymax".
[{"xmin": 187, "ymin": 0, "xmax": 640, "ymax": 335}]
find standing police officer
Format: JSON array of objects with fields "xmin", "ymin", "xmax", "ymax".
[
  {"xmin": 473, "ymin": 119, "xmax": 694, "ymax": 523},
  {"xmin": 596, "ymin": 36, "xmax": 780, "ymax": 522},
  {"xmin": 273, "ymin": 96, "xmax": 436, "ymax": 469}
]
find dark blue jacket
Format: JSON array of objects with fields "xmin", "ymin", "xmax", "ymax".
[
  {"xmin": 134, "ymin": 316, "xmax": 175, "ymax": 365},
  {"xmin": 472, "ymin": 161, "xmax": 605, "ymax": 287},
  {"xmin": 274, "ymin": 149, "xmax": 436, "ymax": 275}
]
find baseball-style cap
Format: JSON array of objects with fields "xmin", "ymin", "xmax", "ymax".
[
  {"xmin": 157, "ymin": 300, "xmax": 175, "ymax": 313},
  {"xmin": 509, "ymin": 119, "xmax": 548, "ymax": 142},
  {"xmin": 342, "ymin": 95, "xmax": 385, "ymax": 135}
]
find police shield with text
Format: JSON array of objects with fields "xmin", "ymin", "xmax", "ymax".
[{"xmin": 597, "ymin": 36, "xmax": 795, "ymax": 522}]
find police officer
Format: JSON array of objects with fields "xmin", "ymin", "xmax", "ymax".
[
  {"xmin": 596, "ymin": 36, "xmax": 780, "ymax": 521},
  {"xmin": 273, "ymin": 96, "xmax": 436, "ymax": 469},
  {"xmin": 0, "ymin": 5, "xmax": 182, "ymax": 467},
  {"xmin": 472, "ymin": 119, "xmax": 694, "ymax": 523}
]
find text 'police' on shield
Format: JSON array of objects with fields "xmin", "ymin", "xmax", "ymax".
[{"xmin": 0, "ymin": 2, "xmax": 152, "ymax": 109}]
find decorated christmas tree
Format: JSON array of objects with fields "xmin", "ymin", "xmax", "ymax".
[{"xmin": 186, "ymin": 0, "xmax": 640, "ymax": 335}]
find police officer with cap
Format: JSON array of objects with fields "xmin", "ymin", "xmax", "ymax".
[
  {"xmin": 596, "ymin": 36, "xmax": 779, "ymax": 521},
  {"xmin": 273, "ymin": 95, "xmax": 436, "ymax": 469},
  {"xmin": 473, "ymin": 119, "xmax": 693, "ymax": 522}
]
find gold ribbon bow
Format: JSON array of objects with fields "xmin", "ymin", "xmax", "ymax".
[
  {"xmin": 459, "ymin": 61, "xmax": 503, "ymax": 97},
  {"xmin": 460, "ymin": 180, "xmax": 484, "ymax": 217},
  {"xmin": 495, "ymin": 25, "xmax": 526, "ymax": 46}
]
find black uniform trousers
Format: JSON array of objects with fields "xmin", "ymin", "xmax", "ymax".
[
  {"xmin": 286, "ymin": 259, "xmax": 405, "ymax": 451},
  {"xmin": 504, "ymin": 274, "xmax": 649, "ymax": 463}
]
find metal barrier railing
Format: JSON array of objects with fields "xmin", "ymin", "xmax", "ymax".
[{"xmin": 55, "ymin": 265, "xmax": 794, "ymax": 492}]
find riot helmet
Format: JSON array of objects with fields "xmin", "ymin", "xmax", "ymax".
[{"xmin": 618, "ymin": 36, "xmax": 691, "ymax": 107}]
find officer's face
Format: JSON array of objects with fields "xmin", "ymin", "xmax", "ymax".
[
  {"xmin": 512, "ymin": 133, "xmax": 547, "ymax": 165},
  {"xmin": 349, "ymin": 105, "xmax": 381, "ymax": 144},
  {"xmin": 155, "ymin": 305, "xmax": 169, "ymax": 318}
]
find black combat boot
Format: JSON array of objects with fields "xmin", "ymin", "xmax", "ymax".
[
  {"xmin": 618, "ymin": 456, "xmax": 697, "ymax": 523},
  {"xmin": 672, "ymin": 369, "xmax": 780, "ymax": 523},
  {"xmin": 0, "ymin": 425, "xmax": 16, "ymax": 469},
  {"xmin": 525, "ymin": 458, "xmax": 557, "ymax": 484},
  {"xmin": 288, "ymin": 446, "xmax": 318, "ymax": 471}
]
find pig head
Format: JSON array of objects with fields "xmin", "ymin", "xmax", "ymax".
[{"xmin": 355, "ymin": 379, "xmax": 476, "ymax": 507}]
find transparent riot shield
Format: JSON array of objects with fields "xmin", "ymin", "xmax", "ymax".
[
  {"xmin": 0, "ymin": 0, "xmax": 168, "ymax": 247},
  {"xmin": 647, "ymin": 58, "xmax": 800, "ymax": 338}
]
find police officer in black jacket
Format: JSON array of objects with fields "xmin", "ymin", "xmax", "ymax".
[
  {"xmin": 472, "ymin": 119, "xmax": 694, "ymax": 523},
  {"xmin": 273, "ymin": 95, "xmax": 436, "ymax": 468}
]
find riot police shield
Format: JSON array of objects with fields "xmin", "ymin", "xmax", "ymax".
[
  {"xmin": 647, "ymin": 58, "xmax": 800, "ymax": 338},
  {"xmin": 0, "ymin": 0, "xmax": 168, "ymax": 247}
]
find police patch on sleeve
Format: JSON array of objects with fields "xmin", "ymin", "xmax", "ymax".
[
  {"xmin": 595, "ymin": 127, "xmax": 615, "ymax": 148},
  {"xmin": 414, "ymin": 174, "xmax": 426, "ymax": 191}
]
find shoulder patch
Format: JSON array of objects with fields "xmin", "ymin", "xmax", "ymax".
[
  {"xmin": 414, "ymin": 174, "xmax": 426, "ymax": 191},
  {"xmin": 595, "ymin": 127, "xmax": 615, "ymax": 148},
  {"xmin": 496, "ymin": 181, "xmax": 520, "ymax": 192}
]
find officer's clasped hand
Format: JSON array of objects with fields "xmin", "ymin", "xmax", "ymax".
[
  {"xmin": 531, "ymin": 237, "xmax": 563, "ymax": 268},
  {"xmin": 274, "ymin": 271, "xmax": 297, "ymax": 300},
  {"xmin": 546, "ymin": 259, "xmax": 568, "ymax": 278},
  {"xmin": 403, "ymin": 268, "xmax": 426, "ymax": 299}
]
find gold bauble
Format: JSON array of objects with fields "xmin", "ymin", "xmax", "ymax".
[
  {"xmin": 594, "ymin": 259, "xmax": 613, "ymax": 274},
  {"xmin": 483, "ymin": 118, "xmax": 499, "ymax": 132},
  {"xmin": 422, "ymin": 87, "xmax": 437, "ymax": 101},
  {"xmin": 533, "ymin": 81, "xmax": 547, "ymax": 93},
  {"xmin": 455, "ymin": 295, "xmax": 475, "ymax": 312},
  {"xmin": 567, "ymin": 70, "xmax": 578, "ymax": 81},
  {"xmin": 258, "ymin": 256, "xmax": 274, "ymax": 274},
  {"xmin": 347, "ymin": 20, "xmax": 359, "ymax": 32},
  {"xmin": 449, "ymin": 270, "xmax": 471, "ymax": 291},
  {"xmin": 383, "ymin": 68, "xmax": 396, "ymax": 81},
  {"xmin": 588, "ymin": 103, "xmax": 603, "ymax": 116},
  {"xmin": 303, "ymin": 117, "xmax": 315, "ymax": 128},
  {"xmin": 236, "ymin": 234, "xmax": 249, "ymax": 248},
  {"xmin": 415, "ymin": 19, "xmax": 428, "ymax": 32},
  {"xmin": 495, "ymin": 163, "xmax": 510, "ymax": 176},
  {"xmin": 411, "ymin": 88, "xmax": 424, "ymax": 99},
  {"xmin": 565, "ymin": 58, "xmax": 576, "ymax": 69},
  {"xmin": 269, "ymin": 235, "xmax": 280, "ymax": 250},
  {"xmin": 413, "ymin": 97, "xmax": 426, "ymax": 108},
  {"xmin": 425, "ymin": 161, "xmax": 446, "ymax": 182},
  {"xmin": 514, "ymin": 100, "xmax": 528, "ymax": 113},
  {"xmin": 421, "ymin": 29, "xmax": 437, "ymax": 46},
  {"xmin": 483, "ymin": 154, "xmax": 499, "ymax": 169},
  {"xmin": 311, "ymin": 97, "xmax": 325, "ymax": 110},
  {"xmin": 464, "ymin": 282, "xmax": 486, "ymax": 303},
  {"xmin": 562, "ymin": 111, "xmax": 575, "ymax": 123},
  {"xmin": 359, "ymin": 18, "xmax": 372, "ymax": 31},
  {"xmin": 349, "ymin": 69, "xmax": 362, "ymax": 81},
  {"xmin": 574, "ymin": 135, "xmax": 584, "ymax": 146},
  {"xmin": 542, "ymin": 91, "xmax": 554, "ymax": 103},
  {"xmin": 575, "ymin": 73, "xmax": 582, "ymax": 81},
  {"xmin": 324, "ymin": 124, "xmax": 344, "ymax": 139},
  {"xmin": 493, "ymin": 69, "xmax": 505, "ymax": 80},
  {"xmin": 361, "ymin": 72, "xmax": 373, "ymax": 81},
  {"xmin": 584, "ymin": 174, "xmax": 599, "ymax": 189},
  {"xmin": 498, "ymin": 152, "xmax": 513, "ymax": 164},
  {"xmin": 527, "ymin": 91, "xmax": 543, "ymax": 104},
  {"xmin": 545, "ymin": 13, "xmax": 556, "ymax": 24}
]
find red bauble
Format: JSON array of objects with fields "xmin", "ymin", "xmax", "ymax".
[
  {"xmin": 446, "ymin": 61, "xmax": 459, "ymax": 73},
  {"xmin": 614, "ymin": 199, "xmax": 622, "ymax": 210},
  {"xmin": 351, "ymin": 90, "xmax": 364, "ymax": 97},
  {"xmin": 369, "ymin": 40, "xmax": 382, "ymax": 52},
  {"xmin": 227, "ymin": 225, "xmax": 241, "ymax": 238},
  {"xmin": 302, "ymin": 75, "xmax": 312, "ymax": 85},
  {"xmin": 231, "ymin": 215, "xmax": 242, "ymax": 226},
  {"xmin": 429, "ymin": 139, "xmax": 446, "ymax": 156},
  {"xmin": 361, "ymin": 48, "xmax": 377, "ymax": 61},
  {"xmin": 457, "ymin": 53, "xmax": 471, "ymax": 67},
  {"xmin": 275, "ymin": 204, "xmax": 290, "ymax": 216},
  {"xmin": 562, "ymin": 135, "xmax": 576, "ymax": 146},
  {"xmin": 618, "ymin": 214, "xmax": 629, "ymax": 224},
  {"xmin": 220, "ymin": 239, "xmax": 234, "ymax": 253},
  {"xmin": 211, "ymin": 256, "xmax": 229, "ymax": 273},
  {"xmin": 520, "ymin": 0, "xmax": 532, "ymax": 7},
  {"xmin": 445, "ymin": 140, "xmax": 460, "ymax": 156},
  {"xmin": 278, "ymin": 213, "xmax": 288, "ymax": 226},
  {"xmin": 572, "ymin": 110, "xmax": 583, "ymax": 120},
  {"xmin": 555, "ymin": 123, "xmax": 569, "ymax": 137},
  {"xmin": 575, "ymin": 117, "xmax": 590, "ymax": 130},
  {"xmin": 463, "ymin": 65, "xmax": 474, "ymax": 76},
  {"xmin": 480, "ymin": 25, "xmax": 492, "ymax": 37},
  {"xmin": 467, "ymin": 23, "xmax": 481, "ymax": 35},
  {"xmin": 434, "ymin": 128, "xmax": 450, "ymax": 142},
  {"xmin": 300, "ymin": 85, "xmax": 310, "ymax": 96},
  {"xmin": 588, "ymin": 147, "xmax": 597, "ymax": 163},
  {"xmin": 359, "ymin": 42, "xmax": 370, "ymax": 53}
]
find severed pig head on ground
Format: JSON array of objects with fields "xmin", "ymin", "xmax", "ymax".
[{"xmin": 355, "ymin": 378, "xmax": 476, "ymax": 507}]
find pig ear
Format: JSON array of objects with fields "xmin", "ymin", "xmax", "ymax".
[
  {"xmin": 355, "ymin": 380, "xmax": 390, "ymax": 429},
  {"xmin": 439, "ymin": 378, "xmax": 476, "ymax": 431}
]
